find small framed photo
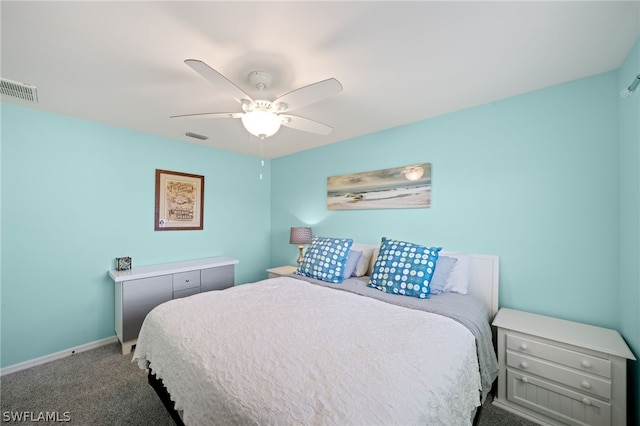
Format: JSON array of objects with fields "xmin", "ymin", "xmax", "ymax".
[{"xmin": 116, "ymin": 257, "xmax": 132, "ymax": 271}]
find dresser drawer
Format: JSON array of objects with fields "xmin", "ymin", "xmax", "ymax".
[
  {"xmin": 507, "ymin": 351, "xmax": 611, "ymax": 399},
  {"xmin": 506, "ymin": 368, "xmax": 611, "ymax": 426},
  {"xmin": 507, "ymin": 334, "xmax": 611, "ymax": 379},
  {"xmin": 201, "ymin": 265, "xmax": 234, "ymax": 292},
  {"xmin": 173, "ymin": 286, "xmax": 200, "ymax": 299},
  {"xmin": 173, "ymin": 270, "xmax": 201, "ymax": 291}
]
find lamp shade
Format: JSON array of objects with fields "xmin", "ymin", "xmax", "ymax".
[{"xmin": 289, "ymin": 227, "xmax": 312, "ymax": 245}]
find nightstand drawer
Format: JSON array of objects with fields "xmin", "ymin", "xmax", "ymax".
[
  {"xmin": 507, "ymin": 351, "xmax": 611, "ymax": 399},
  {"xmin": 507, "ymin": 334, "xmax": 611, "ymax": 378},
  {"xmin": 506, "ymin": 368, "xmax": 611, "ymax": 426},
  {"xmin": 173, "ymin": 270, "xmax": 201, "ymax": 291}
]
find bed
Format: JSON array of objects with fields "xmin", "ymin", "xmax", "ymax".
[{"xmin": 133, "ymin": 239, "xmax": 499, "ymax": 426}]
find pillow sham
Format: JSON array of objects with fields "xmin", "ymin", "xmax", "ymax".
[
  {"xmin": 296, "ymin": 236, "xmax": 354, "ymax": 283},
  {"xmin": 343, "ymin": 250, "xmax": 363, "ymax": 279},
  {"xmin": 443, "ymin": 253, "xmax": 471, "ymax": 294},
  {"xmin": 350, "ymin": 243, "xmax": 376, "ymax": 277},
  {"xmin": 368, "ymin": 237, "xmax": 441, "ymax": 299},
  {"xmin": 428, "ymin": 256, "xmax": 458, "ymax": 295}
]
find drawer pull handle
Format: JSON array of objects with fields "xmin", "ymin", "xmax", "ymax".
[
  {"xmin": 581, "ymin": 360, "xmax": 592, "ymax": 368},
  {"xmin": 520, "ymin": 362, "xmax": 528, "ymax": 369},
  {"xmin": 581, "ymin": 380, "xmax": 591, "ymax": 389},
  {"xmin": 521, "ymin": 376, "xmax": 529, "ymax": 384},
  {"xmin": 519, "ymin": 343, "xmax": 528, "ymax": 351},
  {"xmin": 582, "ymin": 398, "xmax": 592, "ymax": 406}
]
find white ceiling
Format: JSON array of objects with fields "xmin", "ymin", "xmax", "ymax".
[{"xmin": 2, "ymin": 1, "xmax": 639, "ymax": 159}]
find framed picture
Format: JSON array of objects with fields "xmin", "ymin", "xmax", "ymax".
[
  {"xmin": 155, "ymin": 169, "xmax": 204, "ymax": 231},
  {"xmin": 116, "ymin": 257, "xmax": 132, "ymax": 271},
  {"xmin": 327, "ymin": 163, "xmax": 431, "ymax": 210}
]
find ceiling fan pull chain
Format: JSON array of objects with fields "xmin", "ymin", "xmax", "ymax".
[{"xmin": 259, "ymin": 139, "xmax": 265, "ymax": 181}]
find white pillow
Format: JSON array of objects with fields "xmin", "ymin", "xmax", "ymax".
[
  {"xmin": 367, "ymin": 246, "xmax": 380, "ymax": 276},
  {"xmin": 443, "ymin": 253, "xmax": 471, "ymax": 294},
  {"xmin": 351, "ymin": 243, "xmax": 376, "ymax": 277}
]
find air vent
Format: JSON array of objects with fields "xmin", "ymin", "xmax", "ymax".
[
  {"xmin": 1, "ymin": 78, "xmax": 39, "ymax": 103},
  {"xmin": 185, "ymin": 132, "xmax": 208, "ymax": 141}
]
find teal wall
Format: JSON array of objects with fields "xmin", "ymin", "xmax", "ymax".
[
  {"xmin": 619, "ymin": 37, "xmax": 640, "ymax": 421},
  {"xmin": 0, "ymin": 105, "xmax": 271, "ymax": 368},
  {"xmin": 272, "ymin": 71, "xmax": 620, "ymax": 327},
  {"xmin": 272, "ymin": 52, "xmax": 638, "ymax": 418}
]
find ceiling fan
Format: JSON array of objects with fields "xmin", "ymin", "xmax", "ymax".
[{"xmin": 171, "ymin": 59, "xmax": 343, "ymax": 139}]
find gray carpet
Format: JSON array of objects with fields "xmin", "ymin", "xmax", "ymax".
[{"xmin": 1, "ymin": 342, "xmax": 537, "ymax": 425}]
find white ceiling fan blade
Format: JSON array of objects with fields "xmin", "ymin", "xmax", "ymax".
[
  {"xmin": 184, "ymin": 59, "xmax": 254, "ymax": 104},
  {"xmin": 170, "ymin": 112, "xmax": 244, "ymax": 119},
  {"xmin": 280, "ymin": 114, "xmax": 333, "ymax": 135},
  {"xmin": 273, "ymin": 78, "xmax": 342, "ymax": 112}
]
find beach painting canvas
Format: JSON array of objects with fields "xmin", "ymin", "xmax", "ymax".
[{"xmin": 327, "ymin": 163, "xmax": 431, "ymax": 210}]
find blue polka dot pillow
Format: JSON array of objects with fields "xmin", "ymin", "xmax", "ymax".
[
  {"xmin": 296, "ymin": 236, "xmax": 354, "ymax": 283},
  {"xmin": 368, "ymin": 237, "xmax": 442, "ymax": 298}
]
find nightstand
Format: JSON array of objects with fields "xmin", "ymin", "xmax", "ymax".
[
  {"xmin": 266, "ymin": 265, "xmax": 298, "ymax": 278},
  {"xmin": 492, "ymin": 308, "xmax": 635, "ymax": 426}
]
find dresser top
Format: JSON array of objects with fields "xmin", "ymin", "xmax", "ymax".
[
  {"xmin": 108, "ymin": 256, "xmax": 239, "ymax": 282},
  {"xmin": 493, "ymin": 308, "xmax": 636, "ymax": 360}
]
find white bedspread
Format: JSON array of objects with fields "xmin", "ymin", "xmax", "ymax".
[{"xmin": 133, "ymin": 277, "xmax": 482, "ymax": 426}]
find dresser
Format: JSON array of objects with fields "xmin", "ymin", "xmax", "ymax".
[
  {"xmin": 109, "ymin": 256, "xmax": 239, "ymax": 354},
  {"xmin": 492, "ymin": 308, "xmax": 635, "ymax": 426}
]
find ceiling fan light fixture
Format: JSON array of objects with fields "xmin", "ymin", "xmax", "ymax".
[{"xmin": 241, "ymin": 110, "xmax": 282, "ymax": 138}]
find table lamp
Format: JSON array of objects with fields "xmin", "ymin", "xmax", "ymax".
[{"xmin": 289, "ymin": 227, "xmax": 312, "ymax": 265}]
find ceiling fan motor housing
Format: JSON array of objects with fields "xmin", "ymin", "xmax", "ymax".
[{"xmin": 242, "ymin": 99, "xmax": 275, "ymax": 113}]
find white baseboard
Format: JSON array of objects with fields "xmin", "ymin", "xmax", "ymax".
[{"xmin": 1, "ymin": 336, "xmax": 118, "ymax": 376}]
